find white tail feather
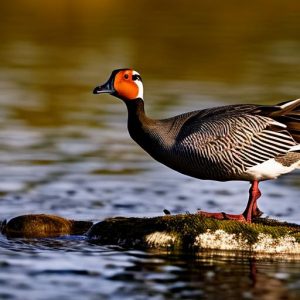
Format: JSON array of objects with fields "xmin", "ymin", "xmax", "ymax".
[
  {"xmin": 279, "ymin": 98, "xmax": 300, "ymax": 109},
  {"xmin": 288, "ymin": 144, "xmax": 300, "ymax": 152}
]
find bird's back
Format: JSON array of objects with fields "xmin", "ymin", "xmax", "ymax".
[{"xmin": 138, "ymin": 101, "xmax": 300, "ymax": 181}]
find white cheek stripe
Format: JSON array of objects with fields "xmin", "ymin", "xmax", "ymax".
[
  {"xmin": 135, "ymin": 80, "xmax": 143, "ymax": 99},
  {"xmin": 132, "ymin": 70, "xmax": 144, "ymax": 100}
]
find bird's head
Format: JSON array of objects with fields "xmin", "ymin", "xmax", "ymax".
[{"xmin": 93, "ymin": 69, "xmax": 143, "ymax": 101}]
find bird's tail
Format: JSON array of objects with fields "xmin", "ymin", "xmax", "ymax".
[{"xmin": 259, "ymin": 98, "xmax": 300, "ymax": 143}]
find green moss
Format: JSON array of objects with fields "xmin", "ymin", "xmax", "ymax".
[{"xmin": 162, "ymin": 214, "xmax": 300, "ymax": 245}]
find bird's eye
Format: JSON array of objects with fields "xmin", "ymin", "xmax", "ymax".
[
  {"xmin": 132, "ymin": 74, "xmax": 142, "ymax": 82},
  {"xmin": 124, "ymin": 74, "xmax": 129, "ymax": 79}
]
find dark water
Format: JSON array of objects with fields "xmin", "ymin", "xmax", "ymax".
[{"xmin": 0, "ymin": 1, "xmax": 300, "ymax": 299}]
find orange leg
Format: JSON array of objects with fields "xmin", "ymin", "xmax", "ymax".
[
  {"xmin": 198, "ymin": 181, "xmax": 262, "ymax": 223},
  {"xmin": 251, "ymin": 188, "xmax": 263, "ymax": 218},
  {"xmin": 242, "ymin": 181, "xmax": 262, "ymax": 222},
  {"xmin": 247, "ymin": 181, "xmax": 262, "ymax": 219}
]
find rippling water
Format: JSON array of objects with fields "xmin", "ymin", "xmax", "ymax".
[{"xmin": 0, "ymin": 1, "xmax": 300, "ymax": 299}]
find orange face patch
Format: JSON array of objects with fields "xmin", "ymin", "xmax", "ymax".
[{"xmin": 113, "ymin": 70, "xmax": 139, "ymax": 100}]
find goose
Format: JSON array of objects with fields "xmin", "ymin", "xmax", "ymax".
[{"xmin": 93, "ymin": 68, "xmax": 300, "ymax": 222}]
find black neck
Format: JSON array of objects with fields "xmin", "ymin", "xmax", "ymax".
[
  {"xmin": 125, "ymin": 98, "xmax": 146, "ymax": 123},
  {"xmin": 125, "ymin": 98, "xmax": 157, "ymax": 128},
  {"xmin": 124, "ymin": 98, "xmax": 155, "ymax": 146}
]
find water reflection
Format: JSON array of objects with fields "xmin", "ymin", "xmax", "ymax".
[
  {"xmin": 106, "ymin": 250, "xmax": 300, "ymax": 299},
  {"xmin": 1, "ymin": 232, "xmax": 300, "ymax": 299}
]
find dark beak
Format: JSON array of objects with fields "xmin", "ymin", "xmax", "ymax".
[{"xmin": 93, "ymin": 79, "xmax": 114, "ymax": 95}]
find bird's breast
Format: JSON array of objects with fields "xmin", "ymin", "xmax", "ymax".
[{"xmin": 135, "ymin": 133, "xmax": 237, "ymax": 181}]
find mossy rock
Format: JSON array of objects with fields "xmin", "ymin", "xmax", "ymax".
[{"xmin": 87, "ymin": 214, "xmax": 300, "ymax": 254}]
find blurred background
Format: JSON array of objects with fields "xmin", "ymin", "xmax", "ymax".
[
  {"xmin": 0, "ymin": 1, "xmax": 300, "ymax": 300},
  {"xmin": 0, "ymin": 0, "xmax": 299, "ymax": 221}
]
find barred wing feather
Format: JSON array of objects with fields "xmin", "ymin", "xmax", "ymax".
[{"xmin": 176, "ymin": 111, "xmax": 297, "ymax": 179}]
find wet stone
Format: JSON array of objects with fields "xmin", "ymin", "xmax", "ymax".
[{"xmin": 1, "ymin": 214, "xmax": 93, "ymax": 238}]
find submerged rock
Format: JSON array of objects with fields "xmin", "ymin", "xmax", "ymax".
[{"xmin": 1, "ymin": 214, "xmax": 93, "ymax": 238}]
